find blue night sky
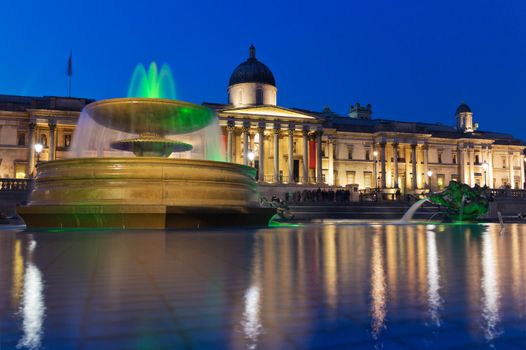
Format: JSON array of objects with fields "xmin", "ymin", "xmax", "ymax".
[{"xmin": 2, "ymin": 0, "xmax": 526, "ymax": 139}]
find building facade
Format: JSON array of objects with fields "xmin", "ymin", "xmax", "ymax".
[
  {"xmin": 0, "ymin": 46, "xmax": 524, "ymax": 193},
  {"xmin": 208, "ymin": 46, "xmax": 526, "ymax": 193}
]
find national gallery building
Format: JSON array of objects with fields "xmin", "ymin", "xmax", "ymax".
[{"xmin": 0, "ymin": 45, "xmax": 524, "ymax": 194}]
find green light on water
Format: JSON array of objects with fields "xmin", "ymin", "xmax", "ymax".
[
  {"xmin": 127, "ymin": 62, "xmax": 177, "ymax": 99},
  {"xmin": 268, "ymin": 214, "xmax": 302, "ymax": 227}
]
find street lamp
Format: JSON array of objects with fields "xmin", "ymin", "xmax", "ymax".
[
  {"xmin": 482, "ymin": 161, "xmax": 489, "ymax": 187},
  {"xmin": 34, "ymin": 143, "xmax": 43, "ymax": 164},
  {"xmin": 247, "ymin": 151, "xmax": 255, "ymax": 165},
  {"xmin": 427, "ymin": 170, "xmax": 433, "ymax": 192}
]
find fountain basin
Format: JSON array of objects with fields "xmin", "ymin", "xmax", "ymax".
[
  {"xmin": 85, "ymin": 98, "xmax": 214, "ymax": 134},
  {"xmin": 18, "ymin": 158, "xmax": 274, "ymax": 228}
]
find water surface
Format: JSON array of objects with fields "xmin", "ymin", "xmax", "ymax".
[{"xmin": 2, "ymin": 223, "xmax": 526, "ymax": 349}]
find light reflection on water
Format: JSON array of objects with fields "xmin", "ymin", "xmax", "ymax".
[
  {"xmin": 370, "ymin": 228, "xmax": 387, "ymax": 338},
  {"xmin": 481, "ymin": 230, "xmax": 501, "ymax": 340},
  {"xmin": 17, "ymin": 239, "xmax": 45, "ymax": 350},
  {"xmin": 426, "ymin": 230, "xmax": 442, "ymax": 326},
  {"xmin": 1, "ymin": 223, "xmax": 524, "ymax": 349}
]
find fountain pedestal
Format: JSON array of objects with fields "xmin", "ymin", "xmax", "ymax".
[{"xmin": 18, "ymin": 157, "xmax": 274, "ymax": 228}]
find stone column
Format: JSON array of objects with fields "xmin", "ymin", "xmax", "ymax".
[
  {"xmin": 405, "ymin": 145, "xmax": 411, "ymax": 189},
  {"xmin": 488, "ymin": 146, "xmax": 494, "ymax": 188},
  {"xmin": 226, "ymin": 121, "xmax": 235, "ymax": 162},
  {"xmin": 273, "ymin": 123, "xmax": 280, "ymax": 183},
  {"xmin": 411, "ymin": 143, "xmax": 417, "ymax": 190},
  {"xmin": 288, "ymin": 126, "xmax": 294, "ymax": 183},
  {"xmin": 469, "ymin": 146, "xmax": 475, "ymax": 186},
  {"xmin": 27, "ymin": 122, "xmax": 37, "ymax": 177},
  {"xmin": 392, "ymin": 142, "xmax": 399, "ymax": 188},
  {"xmin": 509, "ymin": 153, "xmax": 515, "ymax": 189},
  {"xmin": 48, "ymin": 119, "xmax": 57, "ymax": 161},
  {"xmin": 257, "ymin": 123, "xmax": 265, "ymax": 182},
  {"xmin": 458, "ymin": 144, "xmax": 466, "ymax": 184},
  {"xmin": 316, "ymin": 129, "xmax": 323, "ymax": 184},
  {"xmin": 242, "ymin": 121, "xmax": 250, "ymax": 166},
  {"xmin": 423, "ymin": 144, "xmax": 429, "ymax": 187},
  {"xmin": 380, "ymin": 142, "xmax": 386, "ymax": 189},
  {"xmin": 520, "ymin": 155, "xmax": 525, "ymax": 189},
  {"xmin": 302, "ymin": 126, "xmax": 309, "ymax": 183},
  {"xmin": 328, "ymin": 138, "xmax": 334, "ymax": 185}
]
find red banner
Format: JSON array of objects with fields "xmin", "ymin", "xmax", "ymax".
[{"xmin": 309, "ymin": 141, "xmax": 316, "ymax": 169}]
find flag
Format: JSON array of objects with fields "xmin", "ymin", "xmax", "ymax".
[
  {"xmin": 66, "ymin": 50, "xmax": 73, "ymax": 77},
  {"xmin": 309, "ymin": 140, "xmax": 316, "ymax": 169}
]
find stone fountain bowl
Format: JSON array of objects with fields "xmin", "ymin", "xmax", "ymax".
[
  {"xmin": 84, "ymin": 98, "xmax": 215, "ymax": 134},
  {"xmin": 18, "ymin": 158, "xmax": 275, "ymax": 229}
]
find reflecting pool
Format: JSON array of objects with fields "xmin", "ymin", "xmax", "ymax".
[{"xmin": 2, "ymin": 223, "xmax": 526, "ymax": 349}]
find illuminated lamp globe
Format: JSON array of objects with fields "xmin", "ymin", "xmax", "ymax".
[{"xmin": 34, "ymin": 143, "xmax": 43, "ymax": 154}]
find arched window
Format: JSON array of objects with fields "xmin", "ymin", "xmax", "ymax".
[{"xmin": 40, "ymin": 135, "xmax": 48, "ymax": 147}]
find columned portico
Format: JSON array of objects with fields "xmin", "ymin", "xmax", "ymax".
[
  {"xmin": 288, "ymin": 125, "xmax": 294, "ymax": 183},
  {"xmin": 257, "ymin": 123, "xmax": 265, "ymax": 182},
  {"xmin": 302, "ymin": 127, "xmax": 309, "ymax": 183},
  {"xmin": 273, "ymin": 123, "xmax": 280, "ymax": 183}
]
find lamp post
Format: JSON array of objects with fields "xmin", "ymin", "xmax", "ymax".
[
  {"xmin": 482, "ymin": 161, "xmax": 488, "ymax": 187},
  {"xmin": 427, "ymin": 170, "xmax": 433, "ymax": 193},
  {"xmin": 34, "ymin": 143, "xmax": 43, "ymax": 164}
]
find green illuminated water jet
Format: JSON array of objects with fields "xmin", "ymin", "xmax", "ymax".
[{"xmin": 127, "ymin": 62, "xmax": 177, "ymax": 99}]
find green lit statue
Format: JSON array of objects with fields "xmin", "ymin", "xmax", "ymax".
[{"xmin": 428, "ymin": 181, "xmax": 490, "ymax": 222}]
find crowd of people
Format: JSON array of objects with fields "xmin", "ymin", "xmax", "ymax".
[{"xmin": 271, "ymin": 188, "xmax": 353, "ymax": 204}]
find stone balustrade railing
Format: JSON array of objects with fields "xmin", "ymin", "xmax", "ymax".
[
  {"xmin": 0, "ymin": 178, "xmax": 33, "ymax": 192},
  {"xmin": 490, "ymin": 189, "xmax": 526, "ymax": 198}
]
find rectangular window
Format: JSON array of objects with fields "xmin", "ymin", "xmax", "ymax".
[
  {"xmin": 347, "ymin": 146, "xmax": 353, "ymax": 160},
  {"xmin": 64, "ymin": 134, "xmax": 72, "ymax": 147},
  {"xmin": 17, "ymin": 132, "xmax": 25, "ymax": 146},
  {"xmin": 364, "ymin": 172, "xmax": 372, "ymax": 188},
  {"xmin": 475, "ymin": 154, "xmax": 480, "ymax": 165},
  {"xmin": 437, "ymin": 174, "xmax": 445, "ymax": 189},
  {"xmin": 452, "ymin": 153, "xmax": 457, "ymax": 164},
  {"xmin": 346, "ymin": 171, "xmax": 356, "ymax": 185},
  {"xmin": 15, "ymin": 162, "xmax": 26, "ymax": 179},
  {"xmin": 365, "ymin": 150, "xmax": 370, "ymax": 161},
  {"xmin": 502, "ymin": 156, "xmax": 507, "ymax": 168},
  {"xmin": 438, "ymin": 152, "xmax": 442, "ymax": 164}
]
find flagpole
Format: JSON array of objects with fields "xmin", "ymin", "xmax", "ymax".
[{"xmin": 67, "ymin": 50, "xmax": 73, "ymax": 97}]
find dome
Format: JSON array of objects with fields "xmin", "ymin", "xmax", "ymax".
[
  {"xmin": 229, "ymin": 45, "xmax": 276, "ymax": 87},
  {"xmin": 456, "ymin": 102, "xmax": 471, "ymax": 114}
]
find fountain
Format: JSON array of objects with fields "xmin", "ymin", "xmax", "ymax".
[{"xmin": 18, "ymin": 62, "xmax": 275, "ymax": 229}]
